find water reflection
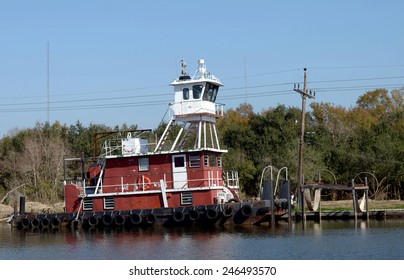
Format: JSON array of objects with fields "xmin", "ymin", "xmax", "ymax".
[{"xmin": 1, "ymin": 220, "xmax": 404, "ymax": 260}]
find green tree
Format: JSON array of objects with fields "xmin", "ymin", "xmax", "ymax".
[
  {"xmin": 0, "ymin": 122, "xmax": 71, "ymax": 204},
  {"xmin": 68, "ymin": 121, "xmax": 110, "ymax": 158}
]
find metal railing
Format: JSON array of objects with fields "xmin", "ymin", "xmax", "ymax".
[
  {"xmin": 215, "ymin": 103, "xmax": 225, "ymax": 117},
  {"xmin": 65, "ymin": 170, "xmax": 238, "ymax": 195}
]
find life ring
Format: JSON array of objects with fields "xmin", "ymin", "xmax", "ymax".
[{"xmin": 137, "ymin": 176, "xmax": 152, "ymax": 190}]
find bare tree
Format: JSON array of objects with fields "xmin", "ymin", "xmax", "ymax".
[{"xmin": 1, "ymin": 123, "xmax": 71, "ymax": 204}]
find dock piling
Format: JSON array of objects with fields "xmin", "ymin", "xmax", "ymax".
[{"xmin": 19, "ymin": 196, "xmax": 25, "ymax": 216}]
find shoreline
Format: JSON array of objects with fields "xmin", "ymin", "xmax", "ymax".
[
  {"xmin": 0, "ymin": 201, "xmax": 65, "ymax": 220},
  {"xmin": 2, "ymin": 199, "xmax": 404, "ymax": 222}
]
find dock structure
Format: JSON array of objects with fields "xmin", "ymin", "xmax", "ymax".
[{"xmin": 300, "ymin": 179, "xmax": 370, "ymax": 222}]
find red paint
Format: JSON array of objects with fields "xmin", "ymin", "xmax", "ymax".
[{"xmin": 64, "ymin": 151, "xmax": 233, "ymax": 213}]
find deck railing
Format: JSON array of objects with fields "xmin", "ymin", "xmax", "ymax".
[{"xmin": 65, "ymin": 169, "xmax": 240, "ymax": 196}]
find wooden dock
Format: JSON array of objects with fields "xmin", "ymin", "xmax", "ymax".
[{"xmin": 292, "ymin": 209, "xmax": 404, "ymax": 221}]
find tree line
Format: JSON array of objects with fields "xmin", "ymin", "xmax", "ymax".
[
  {"xmin": 0, "ymin": 88, "xmax": 403, "ymax": 204},
  {"xmin": 218, "ymin": 88, "xmax": 403, "ymax": 199}
]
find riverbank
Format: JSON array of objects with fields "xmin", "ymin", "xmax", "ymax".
[
  {"xmin": 320, "ymin": 199, "xmax": 404, "ymax": 210},
  {"xmin": 0, "ymin": 201, "xmax": 64, "ymax": 220}
]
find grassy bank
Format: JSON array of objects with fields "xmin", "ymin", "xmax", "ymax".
[{"xmin": 315, "ymin": 200, "xmax": 404, "ymax": 211}]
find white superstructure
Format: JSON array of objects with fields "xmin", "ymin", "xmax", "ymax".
[{"xmin": 155, "ymin": 59, "xmax": 225, "ymax": 152}]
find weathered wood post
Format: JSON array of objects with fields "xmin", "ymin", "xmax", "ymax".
[
  {"xmin": 318, "ymin": 188, "xmax": 322, "ymax": 224},
  {"xmin": 365, "ymin": 177, "xmax": 369, "ymax": 222},
  {"xmin": 19, "ymin": 196, "xmax": 25, "ymax": 216},
  {"xmin": 352, "ymin": 179, "xmax": 357, "ymax": 221}
]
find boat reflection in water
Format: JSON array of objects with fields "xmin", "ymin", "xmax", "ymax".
[{"xmin": 2, "ymin": 219, "xmax": 404, "ymax": 260}]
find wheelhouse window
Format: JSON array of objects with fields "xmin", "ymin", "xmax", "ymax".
[
  {"xmin": 203, "ymin": 83, "xmax": 219, "ymax": 102},
  {"xmin": 204, "ymin": 154, "xmax": 217, "ymax": 167},
  {"xmin": 192, "ymin": 84, "xmax": 203, "ymax": 99},
  {"xmin": 209, "ymin": 154, "xmax": 216, "ymax": 167},
  {"xmin": 183, "ymin": 88, "xmax": 189, "ymax": 100},
  {"xmin": 189, "ymin": 153, "xmax": 201, "ymax": 168},
  {"xmin": 138, "ymin": 157, "xmax": 150, "ymax": 171}
]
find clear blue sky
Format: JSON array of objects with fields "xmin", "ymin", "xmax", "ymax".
[{"xmin": 1, "ymin": 0, "xmax": 403, "ymax": 137}]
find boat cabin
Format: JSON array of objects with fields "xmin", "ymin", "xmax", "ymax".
[{"xmin": 64, "ymin": 59, "xmax": 239, "ymax": 214}]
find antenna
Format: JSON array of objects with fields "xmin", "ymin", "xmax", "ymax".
[
  {"xmin": 198, "ymin": 58, "xmax": 206, "ymax": 75},
  {"xmin": 244, "ymin": 56, "xmax": 247, "ymax": 102},
  {"xmin": 180, "ymin": 59, "xmax": 187, "ymax": 75},
  {"xmin": 47, "ymin": 42, "xmax": 50, "ymax": 124}
]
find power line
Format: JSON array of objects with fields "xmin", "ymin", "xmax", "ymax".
[
  {"xmin": 0, "ymin": 69, "xmax": 403, "ymax": 113},
  {"xmin": 221, "ymin": 68, "xmax": 300, "ymax": 80},
  {"xmin": 1, "ymin": 82, "xmax": 403, "ymax": 113},
  {"xmin": 221, "ymin": 64, "xmax": 404, "ymax": 80},
  {"xmin": 0, "ymin": 99, "xmax": 171, "ymax": 113},
  {"xmin": 0, "ymin": 73, "xmax": 403, "ymax": 101},
  {"xmin": 0, "ymin": 85, "xmax": 168, "ymax": 100},
  {"xmin": 309, "ymin": 64, "xmax": 404, "ymax": 70},
  {"xmin": 0, "ymin": 92, "xmax": 172, "ymax": 107},
  {"xmin": 221, "ymin": 82, "xmax": 293, "ymax": 91},
  {"xmin": 309, "ymin": 76, "xmax": 404, "ymax": 85}
]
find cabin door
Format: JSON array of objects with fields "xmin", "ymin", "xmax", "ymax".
[{"xmin": 172, "ymin": 154, "xmax": 188, "ymax": 189}]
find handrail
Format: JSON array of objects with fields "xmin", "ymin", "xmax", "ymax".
[
  {"xmin": 274, "ymin": 167, "xmax": 288, "ymax": 195},
  {"xmin": 225, "ymin": 170, "xmax": 239, "ymax": 188},
  {"xmin": 71, "ymin": 173, "xmax": 229, "ymax": 195},
  {"xmin": 259, "ymin": 165, "xmax": 273, "ymax": 198},
  {"xmin": 215, "ymin": 103, "xmax": 225, "ymax": 116}
]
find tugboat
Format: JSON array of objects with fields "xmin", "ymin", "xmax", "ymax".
[{"xmin": 13, "ymin": 59, "xmax": 290, "ymax": 229}]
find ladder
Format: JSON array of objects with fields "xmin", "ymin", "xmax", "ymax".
[
  {"xmin": 154, "ymin": 118, "xmax": 175, "ymax": 152},
  {"xmin": 178, "ymin": 122, "xmax": 197, "ymax": 150},
  {"xmin": 94, "ymin": 158, "xmax": 106, "ymax": 193}
]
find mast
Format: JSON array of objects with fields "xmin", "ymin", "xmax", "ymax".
[{"xmin": 47, "ymin": 42, "xmax": 50, "ymax": 124}]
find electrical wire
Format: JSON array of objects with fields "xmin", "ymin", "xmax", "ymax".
[{"xmin": 0, "ymin": 71, "xmax": 403, "ymax": 113}]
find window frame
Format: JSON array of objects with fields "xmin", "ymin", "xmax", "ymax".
[
  {"xmin": 203, "ymin": 83, "xmax": 219, "ymax": 102},
  {"xmin": 189, "ymin": 153, "xmax": 201, "ymax": 168},
  {"xmin": 138, "ymin": 157, "xmax": 150, "ymax": 171},
  {"xmin": 192, "ymin": 84, "xmax": 203, "ymax": 99},
  {"xmin": 183, "ymin": 88, "xmax": 189, "ymax": 100}
]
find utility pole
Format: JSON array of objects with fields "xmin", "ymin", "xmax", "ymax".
[{"xmin": 294, "ymin": 68, "xmax": 315, "ymax": 218}]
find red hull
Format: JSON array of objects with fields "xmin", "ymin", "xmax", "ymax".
[{"xmin": 65, "ymin": 183, "xmax": 225, "ymax": 213}]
